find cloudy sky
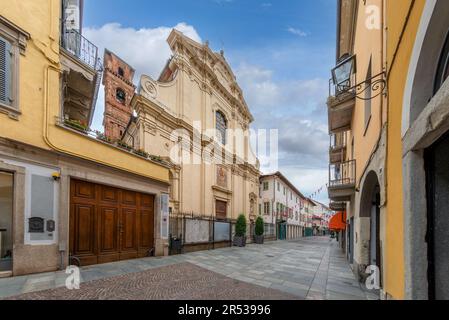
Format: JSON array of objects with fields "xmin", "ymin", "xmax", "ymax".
[{"xmin": 84, "ymin": 0, "xmax": 337, "ymax": 204}]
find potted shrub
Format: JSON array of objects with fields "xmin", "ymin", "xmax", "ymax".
[
  {"xmin": 95, "ymin": 131, "xmax": 112, "ymax": 144},
  {"xmin": 133, "ymin": 149, "xmax": 149, "ymax": 158},
  {"xmin": 64, "ymin": 119, "xmax": 88, "ymax": 133},
  {"xmin": 233, "ymin": 214, "xmax": 247, "ymax": 247},
  {"xmin": 254, "ymin": 216, "xmax": 264, "ymax": 244},
  {"xmin": 117, "ymin": 141, "xmax": 133, "ymax": 152}
]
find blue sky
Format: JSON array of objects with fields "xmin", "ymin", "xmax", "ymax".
[{"xmin": 84, "ymin": 0, "xmax": 337, "ymax": 204}]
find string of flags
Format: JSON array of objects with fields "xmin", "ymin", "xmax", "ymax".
[{"xmin": 308, "ymin": 183, "xmax": 329, "ymax": 199}]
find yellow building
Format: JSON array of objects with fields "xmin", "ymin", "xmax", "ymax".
[
  {"xmin": 0, "ymin": 0, "xmax": 170, "ymax": 277},
  {"xmin": 387, "ymin": 0, "xmax": 449, "ymax": 300},
  {"xmin": 327, "ymin": 0, "xmax": 388, "ymax": 297},
  {"xmin": 329, "ymin": 0, "xmax": 449, "ymax": 300}
]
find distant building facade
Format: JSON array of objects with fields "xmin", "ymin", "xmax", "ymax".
[{"xmin": 259, "ymin": 172, "xmax": 306, "ymax": 240}]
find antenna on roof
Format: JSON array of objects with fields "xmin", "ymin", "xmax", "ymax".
[{"xmin": 220, "ymin": 40, "xmax": 225, "ymax": 56}]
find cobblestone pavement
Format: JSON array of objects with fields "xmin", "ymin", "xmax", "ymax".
[
  {"xmin": 0, "ymin": 237, "xmax": 378, "ymax": 300},
  {"xmin": 6, "ymin": 263, "xmax": 297, "ymax": 300}
]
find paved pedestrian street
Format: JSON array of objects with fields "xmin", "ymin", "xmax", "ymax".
[{"xmin": 0, "ymin": 237, "xmax": 378, "ymax": 300}]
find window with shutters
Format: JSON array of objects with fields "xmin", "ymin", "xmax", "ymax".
[
  {"xmin": 0, "ymin": 36, "xmax": 12, "ymax": 109},
  {"xmin": 0, "ymin": 17, "xmax": 29, "ymax": 115}
]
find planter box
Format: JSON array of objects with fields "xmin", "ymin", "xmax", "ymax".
[
  {"xmin": 254, "ymin": 235, "xmax": 264, "ymax": 244},
  {"xmin": 233, "ymin": 235, "xmax": 247, "ymax": 247}
]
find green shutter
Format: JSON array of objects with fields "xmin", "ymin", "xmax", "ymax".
[{"xmin": 0, "ymin": 36, "xmax": 11, "ymax": 106}]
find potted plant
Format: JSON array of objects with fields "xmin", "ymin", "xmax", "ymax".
[
  {"xmin": 233, "ymin": 214, "xmax": 247, "ymax": 247},
  {"xmin": 254, "ymin": 216, "xmax": 264, "ymax": 244},
  {"xmin": 133, "ymin": 149, "xmax": 149, "ymax": 158},
  {"xmin": 117, "ymin": 140, "xmax": 133, "ymax": 152},
  {"xmin": 64, "ymin": 119, "xmax": 88, "ymax": 133},
  {"xmin": 95, "ymin": 131, "xmax": 112, "ymax": 144}
]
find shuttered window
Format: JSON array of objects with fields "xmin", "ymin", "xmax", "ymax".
[{"xmin": 0, "ymin": 36, "xmax": 11, "ymax": 106}]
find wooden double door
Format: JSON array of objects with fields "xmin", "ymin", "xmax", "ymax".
[{"xmin": 69, "ymin": 179, "xmax": 155, "ymax": 266}]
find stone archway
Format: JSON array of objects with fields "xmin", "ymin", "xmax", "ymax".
[{"xmin": 358, "ymin": 171, "xmax": 382, "ymax": 287}]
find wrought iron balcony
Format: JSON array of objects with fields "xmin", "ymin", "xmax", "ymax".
[
  {"xmin": 60, "ymin": 25, "xmax": 100, "ymax": 71},
  {"xmin": 328, "ymin": 160, "xmax": 356, "ymax": 202}
]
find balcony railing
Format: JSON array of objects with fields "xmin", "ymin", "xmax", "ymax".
[
  {"xmin": 56, "ymin": 117, "xmax": 170, "ymax": 167},
  {"xmin": 329, "ymin": 160, "xmax": 356, "ymax": 188},
  {"xmin": 60, "ymin": 24, "xmax": 100, "ymax": 70}
]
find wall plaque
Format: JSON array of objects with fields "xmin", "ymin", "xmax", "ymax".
[
  {"xmin": 160, "ymin": 194, "xmax": 169, "ymax": 239},
  {"xmin": 29, "ymin": 217, "xmax": 44, "ymax": 233},
  {"xmin": 217, "ymin": 167, "xmax": 228, "ymax": 188}
]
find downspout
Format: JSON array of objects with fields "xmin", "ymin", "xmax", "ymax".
[{"xmin": 387, "ymin": 0, "xmax": 416, "ymax": 80}]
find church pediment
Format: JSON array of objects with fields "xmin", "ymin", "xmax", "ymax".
[{"xmin": 167, "ymin": 29, "xmax": 253, "ymax": 122}]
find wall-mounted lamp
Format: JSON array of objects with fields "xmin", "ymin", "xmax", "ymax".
[{"xmin": 52, "ymin": 172, "xmax": 61, "ymax": 181}]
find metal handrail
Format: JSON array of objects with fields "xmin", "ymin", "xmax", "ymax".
[
  {"xmin": 60, "ymin": 22, "xmax": 99, "ymax": 70},
  {"xmin": 329, "ymin": 159, "xmax": 356, "ymax": 188},
  {"xmin": 56, "ymin": 117, "xmax": 170, "ymax": 167}
]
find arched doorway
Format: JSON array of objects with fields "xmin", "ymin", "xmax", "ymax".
[
  {"xmin": 425, "ymin": 132, "xmax": 449, "ymax": 300},
  {"xmin": 359, "ymin": 171, "xmax": 382, "ymax": 287},
  {"xmin": 401, "ymin": 0, "xmax": 449, "ymax": 299}
]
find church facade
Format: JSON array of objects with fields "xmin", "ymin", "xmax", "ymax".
[{"xmin": 104, "ymin": 30, "xmax": 260, "ymax": 223}]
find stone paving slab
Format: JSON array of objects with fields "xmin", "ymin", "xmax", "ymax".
[{"xmin": 0, "ymin": 237, "xmax": 376, "ymax": 300}]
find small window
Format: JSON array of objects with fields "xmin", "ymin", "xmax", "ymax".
[
  {"xmin": 216, "ymin": 111, "xmax": 227, "ymax": 145},
  {"xmin": 434, "ymin": 30, "xmax": 449, "ymax": 94},
  {"xmin": 277, "ymin": 182, "xmax": 280, "ymax": 192},
  {"xmin": 263, "ymin": 181, "xmax": 269, "ymax": 191},
  {"xmin": 264, "ymin": 202, "xmax": 271, "ymax": 215},
  {"xmin": 118, "ymin": 67, "xmax": 124, "ymax": 77},
  {"xmin": 116, "ymin": 88, "xmax": 126, "ymax": 104}
]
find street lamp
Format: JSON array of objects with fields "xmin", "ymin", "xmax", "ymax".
[{"xmin": 332, "ymin": 54, "xmax": 356, "ymax": 93}]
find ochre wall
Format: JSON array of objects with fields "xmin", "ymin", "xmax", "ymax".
[
  {"xmin": 350, "ymin": 0, "xmax": 384, "ymax": 186},
  {"xmin": 385, "ymin": 0, "xmax": 425, "ymax": 299}
]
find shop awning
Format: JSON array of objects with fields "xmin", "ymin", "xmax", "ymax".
[{"xmin": 329, "ymin": 211, "xmax": 346, "ymax": 231}]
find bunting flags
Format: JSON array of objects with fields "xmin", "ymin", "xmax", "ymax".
[{"xmin": 308, "ymin": 184, "xmax": 328, "ymax": 199}]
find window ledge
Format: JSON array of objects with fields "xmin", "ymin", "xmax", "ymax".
[{"xmin": 0, "ymin": 103, "xmax": 21, "ymax": 120}]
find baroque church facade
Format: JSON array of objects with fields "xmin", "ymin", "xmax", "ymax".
[{"xmin": 103, "ymin": 30, "xmax": 260, "ymax": 222}]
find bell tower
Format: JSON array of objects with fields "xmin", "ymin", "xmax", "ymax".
[{"xmin": 103, "ymin": 49, "xmax": 136, "ymax": 141}]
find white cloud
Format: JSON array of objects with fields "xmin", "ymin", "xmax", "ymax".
[
  {"xmin": 287, "ymin": 27, "xmax": 308, "ymax": 37},
  {"xmin": 237, "ymin": 62, "xmax": 330, "ymax": 201},
  {"xmin": 236, "ymin": 63, "xmax": 328, "ymax": 113},
  {"xmin": 85, "ymin": 22, "xmax": 201, "ymax": 131},
  {"xmin": 84, "ymin": 22, "xmax": 201, "ymax": 81}
]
